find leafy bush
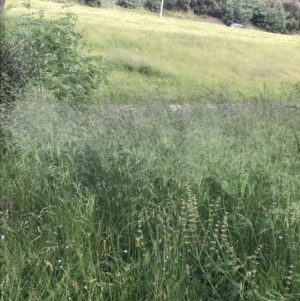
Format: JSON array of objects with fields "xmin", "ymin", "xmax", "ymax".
[
  {"xmin": 285, "ymin": 17, "xmax": 299, "ymax": 32},
  {"xmin": 282, "ymin": 0, "xmax": 300, "ymax": 31},
  {"xmin": 250, "ymin": 0, "xmax": 268, "ymax": 28},
  {"xmin": 1, "ymin": 1, "xmax": 106, "ymax": 104}
]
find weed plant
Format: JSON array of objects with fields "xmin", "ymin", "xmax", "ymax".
[
  {"xmin": 1, "ymin": 92, "xmax": 300, "ymax": 300},
  {"xmin": 2, "ymin": 1, "xmax": 107, "ymax": 104}
]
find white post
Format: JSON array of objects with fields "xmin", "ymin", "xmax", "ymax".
[{"xmin": 159, "ymin": 0, "xmax": 164, "ymax": 18}]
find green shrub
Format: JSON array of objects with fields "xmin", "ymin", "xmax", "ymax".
[{"xmin": 2, "ymin": 1, "xmax": 106, "ymax": 103}]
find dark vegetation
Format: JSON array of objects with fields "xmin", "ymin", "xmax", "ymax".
[
  {"xmin": 54, "ymin": 0, "xmax": 300, "ymax": 33},
  {"xmin": 0, "ymin": 0, "xmax": 106, "ymax": 105},
  {"xmin": 121, "ymin": 0, "xmax": 300, "ymax": 33},
  {"xmin": 0, "ymin": 0, "xmax": 106, "ymax": 154}
]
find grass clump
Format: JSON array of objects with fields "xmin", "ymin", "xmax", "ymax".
[
  {"xmin": 106, "ymin": 50, "xmax": 172, "ymax": 77},
  {"xmin": 1, "ymin": 93, "xmax": 300, "ymax": 300}
]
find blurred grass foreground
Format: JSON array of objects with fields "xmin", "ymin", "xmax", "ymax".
[{"xmin": 1, "ymin": 95, "xmax": 300, "ymax": 300}]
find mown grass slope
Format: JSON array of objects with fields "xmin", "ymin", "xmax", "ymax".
[{"xmin": 6, "ymin": 0, "xmax": 300, "ymax": 103}]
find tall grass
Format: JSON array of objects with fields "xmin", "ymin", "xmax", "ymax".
[
  {"xmin": 6, "ymin": 0, "xmax": 300, "ymax": 104},
  {"xmin": 1, "ymin": 92, "xmax": 300, "ymax": 300}
]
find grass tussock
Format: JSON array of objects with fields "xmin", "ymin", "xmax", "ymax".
[
  {"xmin": 1, "ymin": 92, "xmax": 300, "ymax": 300},
  {"xmin": 106, "ymin": 50, "xmax": 172, "ymax": 77}
]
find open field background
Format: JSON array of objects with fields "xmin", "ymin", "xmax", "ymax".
[{"xmin": 6, "ymin": 0, "xmax": 300, "ymax": 103}]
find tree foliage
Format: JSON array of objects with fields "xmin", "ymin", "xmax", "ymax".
[
  {"xmin": 264, "ymin": 0, "xmax": 287, "ymax": 32},
  {"xmin": 118, "ymin": 0, "xmax": 140, "ymax": 8},
  {"xmin": 190, "ymin": 0, "xmax": 225, "ymax": 17},
  {"xmin": 164, "ymin": 0, "xmax": 190, "ymax": 11},
  {"xmin": 251, "ymin": 0, "xmax": 268, "ymax": 27},
  {"xmin": 223, "ymin": 0, "xmax": 265, "ymax": 25},
  {"xmin": 282, "ymin": 0, "xmax": 300, "ymax": 31}
]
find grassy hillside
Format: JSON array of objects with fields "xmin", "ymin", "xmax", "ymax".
[{"xmin": 6, "ymin": 0, "xmax": 300, "ymax": 103}]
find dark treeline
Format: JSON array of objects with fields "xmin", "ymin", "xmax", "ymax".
[
  {"xmin": 68, "ymin": 0, "xmax": 300, "ymax": 33},
  {"xmin": 118, "ymin": 0, "xmax": 300, "ymax": 33}
]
